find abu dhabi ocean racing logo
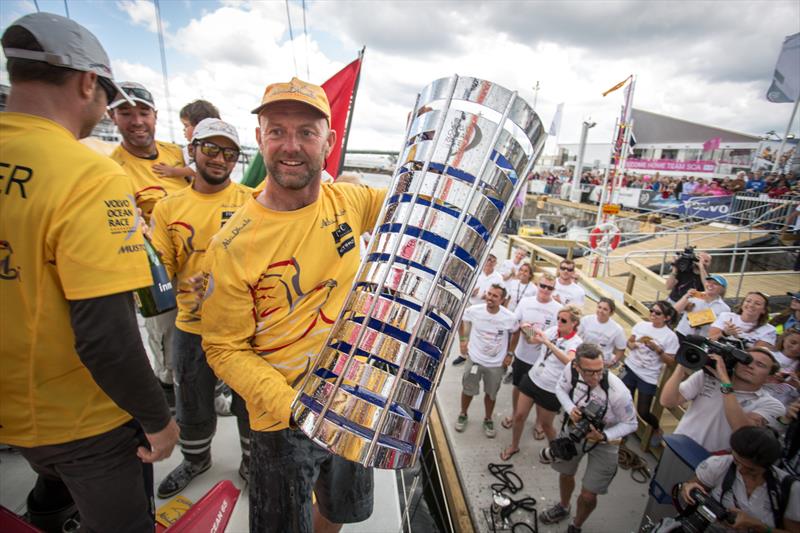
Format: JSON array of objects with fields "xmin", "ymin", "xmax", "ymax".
[{"xmin": 0, "ymin": 240, "xmax": 21, "ymax": 281}]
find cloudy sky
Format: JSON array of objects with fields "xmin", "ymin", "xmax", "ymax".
[{"xmin": 2, "ymin": 0, "xmax": 799, "ymax": 153}]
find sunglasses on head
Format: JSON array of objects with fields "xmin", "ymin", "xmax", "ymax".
[
  {"xmin": 122, "ymin": 86, "xmax": 154, "ymax": 103},
  {"xmin": 539, "ymin": 284, "xmax": 555, "ymax": 291},
  {"xmin": 195, "ymin": 140, "xmax": 240, "ymax": 162}
]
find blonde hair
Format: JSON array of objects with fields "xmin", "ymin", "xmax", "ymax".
[
  {"xmin": 539, "ymin": 272, "xmax": 556, "ymax": 283},
  {"xmin": 559, "ymin": 305, "xmax": 582, "ymax": 325}
]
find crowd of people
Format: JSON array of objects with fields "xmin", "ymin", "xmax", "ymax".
[
  {"xmin": 453, "ymin": 247, "xmax": 800, "ymax": 532},
  {"xmin": 532, "ymin": 169, "xmax": 800, "ymax": 200}
]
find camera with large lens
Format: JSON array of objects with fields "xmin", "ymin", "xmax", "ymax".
[
  {"xmin": 673, "ymin": 246, "xmax": 699, "ymax": 274},
  {"xmin": 539, "ymin": 399, "xmax": 606, "ymax": 462},
  {"xmin": 678, "ymin": 487, "xmax": 735, "ymax": 533},
  {"xmin": 676, "ymin": 335, "xmax": 752, "ymax": 376}
]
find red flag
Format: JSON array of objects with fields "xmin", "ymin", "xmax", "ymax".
[
  {"xmin": 703, "ymin": 136, "xmax": 721, "ymax": 151},
  {"xmin": 322, "ymin": 52, "xmax": 364, "ymax": 179}
]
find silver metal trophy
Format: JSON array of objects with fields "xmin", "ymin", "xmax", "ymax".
[{"xmin": 291, "ymin": 75, "xmax": 546, "ymax": 469}]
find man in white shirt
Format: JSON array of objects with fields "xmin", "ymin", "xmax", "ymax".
[
  {"xmin": 554, "ymin": 259, "xmax": 586, "ymax": 308},
  {"xmin": 454, "ymin": 254, "xmax": 505, "ymax": 366},
  {"xmin": 660, "ymin": 346, "xmax": 786, "ymax": 453},
  {"xmin": 455, "ymin": 285, "xmax": 518, "ymax": 438},
  {"xmin": 539, "ymin": 344, "xmax": 637, "ymax": 532},
  {"xmin": 499, "ymin": 247, "xmax": 529, "ymax": 281}
]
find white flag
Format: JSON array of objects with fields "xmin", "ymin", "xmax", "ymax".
[
  {"xmin": 767, "ymin": 32, "xmax": 800, "ymax": 103},
  {"xmin": 548, "ymin": 103, "xmax": 564, "ymax": 136}
]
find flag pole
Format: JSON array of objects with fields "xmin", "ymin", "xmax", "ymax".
[
  {"xmin": 336, "ymin": 46, "xmax": 365, "ymax": 178},
  {"xmin": 771, "ymin": 96, "xmax": 799, "ymax": 172}
]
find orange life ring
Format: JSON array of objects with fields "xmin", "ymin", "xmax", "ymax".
[{"xmin": 589, "ymin": 224, "xmax": 621, "ymax": 250}]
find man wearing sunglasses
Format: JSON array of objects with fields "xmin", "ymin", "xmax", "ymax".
[
  {"xmin": 554, "ymin": 259, "xmax": 586, "ymax": 308},
  {"xmin": 202, "ymin": 78, "xmax": 385, "ymax": 533},
  {"xmin": 109, "ymin": 81, "xmax": 187, "ymax": 410},
  {"xmin": 539, "ymin": 344, "xmax": 637, "ymax": 533},
  {"xmin": 1, "ymin": 13, "xmax": 178, "ymax": 531},
  {"xmin": 148, "ymin": 118, "xmax": 252, "ymax": 499}
]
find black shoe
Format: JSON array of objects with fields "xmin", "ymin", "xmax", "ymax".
[
  {"xmin": 452, "ymin": 356, "xmax": 466, "ymax": 366},
  {"xmin": 567, "ymin": 524, "xmax": 582, "ymax": 533},
  {"xmin": 157, "ymin": 458, "xmax": 212, "ymax": 499}
]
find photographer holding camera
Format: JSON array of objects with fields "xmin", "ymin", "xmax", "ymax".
[
  {"xmin": 538, "ymin": 344, "xmax": 638, "ymax": 532},
  {"xmin": 666, "ymin": 247, "xmax": 711, "ymax": 304},
  {"xmin": 661, "ymin": 345, "xmax": 785, "ymax": 453},
  {"xmin": 679, "ymin": 426, "xmax": 799, "ymax": 533}
]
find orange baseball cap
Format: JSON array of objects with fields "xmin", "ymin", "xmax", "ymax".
[{"xmin": 251, "ymin": 77, "xmax": 331, "ymax": 121}]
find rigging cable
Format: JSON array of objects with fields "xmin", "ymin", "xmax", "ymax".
[
  {"xmin": 301, "ymin": 0, "xmax": 310, "ymax": 79},
  {"xmin": 285, "ymin": 0, "xmax": 298, "ymax": 77},
  {"xmin": 153, "ymin": 0, "xmax": 176, "ymax": 143},
  {"xmin": 63, "ymin": 0, "xmax": 70, "ymax": 18},
  {"xmin": 32, "ymin": 0, "xmax": 40, "ymax": 12}
]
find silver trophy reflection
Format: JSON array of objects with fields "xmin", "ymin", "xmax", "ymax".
[{"xmin": 290, "ymin": 75, "xmax": 546, "ymax": 469}]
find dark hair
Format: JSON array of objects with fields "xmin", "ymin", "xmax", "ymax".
[
  {"xmin": 597, "ymin": 297, "xmax": 616, "ymax": 314},
  {"xmin": 729, "ymin": 426, "xmax": 781, "ymax": 469},
  {"xmin": 489, "ymin": 283, "xmax": 507, "ymax": 299},
  {"xmin": 776, "ymin": 326, "xmax": 800, "ymax": 353},
  {"xmin": 652, "ymin": 300, "xmax": 678, "ymax": 328},
  {"xmin": 2, "ymin": 26, "xmax": 76, "ymax": 85},
  {"xmin": 575, "ymin": 343, "xmax": 602, "ymax": 361},
  {"xmin": 748, "ymin": 346, "xmax": 781, "ymax": 375},
  {"xmin": 179, "ymin": 99, "xmax": 220, "ymax": 126}
]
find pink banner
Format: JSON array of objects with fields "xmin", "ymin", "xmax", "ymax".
[{"xmin": 626, "ymin": 159, "xmax": 717, "ymax": 173}]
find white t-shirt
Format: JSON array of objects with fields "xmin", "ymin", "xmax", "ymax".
[
  {"xmin": 554, "ymin": 278, "xmax": 586, "ymax": 308},
  {"xmin": 764, "ymin": 350, "xmax": 800, "ymax": 405},
  {"xmin": 529, "ymin": 327, "xmax": 583, "ymax": 392},
  {"xmin": 462, "ymin": 304, "xmax": 519, "ymax": 367},
  {"xmin": 514, "ymin": 297, "xmax": 563, "ymax": 364},
  {"xmin": 469, "ymin": 271, "xmax": 505, "ymax": 306},
  {"xmin": 578, "ymin": 314, "xmax": 627, "ymax": 364},
  {"xmin": 675, "ymin": 371, "xmax": 786, "ymax": 452},
  {"xmin": 505, "ymin": 279, "xmax": 537, "ymax": 311},
  {"xmin": 624, "ymin": 321, "xmax": 680, "ymax": 385},
  {"xmin": 676, "ymin": 297, "xmax": 731, "ymax": 337},
  {"xmin": 710, "ymin": 312, "xmax": 777, "ymax": 347},
  {"xmin": 498, "ymin": 258, "xmax": 522, "ymax": 279},
  {"xmin": 696, "ymin": 455, "xmax": 800, "ymax": 528}
]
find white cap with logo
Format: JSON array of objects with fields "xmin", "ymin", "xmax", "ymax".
[
  {"xmin": 191, "ymin": 118, "xmax": 241, "ymax": 149},
  {"xmin": 1, "ymin": 12, "xmax": 133, "ymax": 106}
]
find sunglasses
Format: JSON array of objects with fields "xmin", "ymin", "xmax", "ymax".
[
  {"xmin": 578, "ymin": 366, "xmax": 604, "ymax": 376},
  {"xmin": 558, "ymin": 317, "xmax": 570, "ymax": 324},
  {"xmin": 195, "ymin": 140, "xmax": 240, "ymax": 162},
  {"xmin": 122, "ymin": 85, "xmax": 154, "ymax": 103},
  {"xmin": 650, "ymin": 308, "xmax": 664, "ymax": 316},
  {"xmin": 539, "ymin": 284, "xmax": 555, "ymax": 291},
  {"xmin": 98, "ymin": 77, "xmax": 117, "ymax": 105},
  {"xmin": 560, "ymin": 266, "xmax": 575, "ymax": 272}
]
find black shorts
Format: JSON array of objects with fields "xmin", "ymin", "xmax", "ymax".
[
  {"xmin": 518, "ymin": 374, "xmax": 561, "ymax": 412},
  {"xmin": 511, "ymin": 358, "xmax": 533, "ymax": 387}
]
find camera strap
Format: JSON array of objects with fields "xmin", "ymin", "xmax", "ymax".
[
  {"xmin": 562, "ymin": 366, "xmax": 610, "ymax": 452},
  {"xmin": 720, "ymin": 460, "xmax": 793, "ymax": 528}
]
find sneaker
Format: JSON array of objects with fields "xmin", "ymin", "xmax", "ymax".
[
  {"xmin": 483, "ymin": 419, "xmax": 496, "ymax": 438},
  {"xmin": 455, "ymin": 414, "xmax": 468, "ymax": 432},
  {"xmin": 538, "ymin": 448, "xmax": 553, "ymax": 464},
  {"xmin": 567, "ymin": 524, "xmax": 582, "ymax": 533},
  {"xmin": 540, "ymin": 503, "xmax": 570, "ymax": 525},
  {"xmin": 451, "ymin": 356, "xmax": 466, "ymax": 366},
  {"xmin": 157, "ymin": 458, "xmax": 212, "ymax": 499}
]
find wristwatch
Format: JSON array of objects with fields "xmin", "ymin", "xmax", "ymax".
[{"xmin": 720, "ymin": 383, "xmax": 734, "ymax": 395}]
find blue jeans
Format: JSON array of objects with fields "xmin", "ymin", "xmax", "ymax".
[
  {"xmin": 172, "ymin": 328, "xmax": 249, "ymax": 460},
  {"xmin": 249, "ymin": 428, "xmax": 374, "ymax": 533}
]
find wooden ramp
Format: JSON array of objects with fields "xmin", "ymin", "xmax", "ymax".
[{"xmin": 577, "ymin": 224, "xmax": 771, "ymax": 275}]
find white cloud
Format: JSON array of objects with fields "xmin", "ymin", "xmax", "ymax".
[{"xmin": 116, "ymin": 0, "xmax": 165, "ymax": 33}]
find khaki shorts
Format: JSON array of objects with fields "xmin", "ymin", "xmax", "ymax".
[
  {"xmin": 551, "ymin": 431, "xmax": 619, "ymax": 495},
  {"xmin": 462, "ymin": 359, "xmax": 505, "ymax": 400}
]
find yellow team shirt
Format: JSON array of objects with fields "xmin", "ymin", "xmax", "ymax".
[
  {"xmin": 150, "ymin": 182, "xmax": 252, "ymax": 334},
  {"xmin": 202, "ymin": 183, "xmax": 386, "ymax": 432},
  {"xmin": 111, "ymin": 141, "xmax": 186, "ymax": 223},
  {"xmin": 0, "ymin": 113, "xmax": 152, "ymax": 447}
]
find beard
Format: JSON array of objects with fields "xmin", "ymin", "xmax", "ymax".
[
  {"xmin": 265, "ymin": 153, "xmax": 325, "ymax": 190},
  {"xmin": 197, "ymin": 165, "xmax": 231, "ymax": 186}
]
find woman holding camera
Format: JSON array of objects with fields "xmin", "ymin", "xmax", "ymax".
[
  {"xmin": 680, "ymin": 426, "xmax": 799, "ymax": 532},
  {"xmin": 709, "ymin": 291, "xmax": 777, "ymax": 348},
  {"xmin": 501, "ymin": 306, "xmax": 582, "ymax": 461},
  {"xmin": 620, "ymin": 300, "xmax": 680, "ymax": 447}
]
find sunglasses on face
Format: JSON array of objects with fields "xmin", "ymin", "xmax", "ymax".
[
  {"xmin": 578, "ymin": 366, "xmax": 604, "ymax": 376},
  {"xmin": 560, "ymin": 266, "xmax": 575, "ymax": 272},
  {"xmin": 650, "ymin": 309, "xmax": 664, "ymax": 316},
  {"xmin": 539, "ymin": 284, "xmax": 555, "ymax": 291},
  {"xmin": 195, "ymin": 140, "xmax": 240, "ymax": 162},
  {"xmin": 558, "ymin": 317, "xmax": 570, "ymax": 324}
]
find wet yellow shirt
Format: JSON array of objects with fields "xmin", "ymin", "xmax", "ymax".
[
  {"xmin": 111, "ymin": 141, "xmax": 186, "ymax": 223},
  {"xmin": 202, "ymin": 183, "xmax": 385, "ymax": 431},
  {"xmin": 150, "ymin": 182, "xmax": 252, "ymax": 334},
  {"xmin": 0, "ymin": 113, "xmax": 152, "ymax": 447}
]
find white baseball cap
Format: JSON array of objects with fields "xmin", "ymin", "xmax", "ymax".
[
  {"xmin": 191, "ymin": 118, "xmax": 240, "ymax": 149},
  {"xmin": 2, "ymin": 12, "xmax": 133, "ymax": 106}
]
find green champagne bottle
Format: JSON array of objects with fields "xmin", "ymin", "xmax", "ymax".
[{"xmin": 134, "ymin": 236, "xmax": 177, "ymax": 317}]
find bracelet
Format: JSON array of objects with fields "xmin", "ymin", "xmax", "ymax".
[{"xmin": 720, "ymin": 382, "xmax": 733, "ymax": 389}]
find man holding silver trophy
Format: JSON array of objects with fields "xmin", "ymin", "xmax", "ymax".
[{"xmin": 201, "ymin": 78, "xmax": 385, "ymax": 533}]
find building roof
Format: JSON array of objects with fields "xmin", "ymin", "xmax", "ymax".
[{"xmin": 631, "ymin": 108, "xmax": 761, "ymax": 144}]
